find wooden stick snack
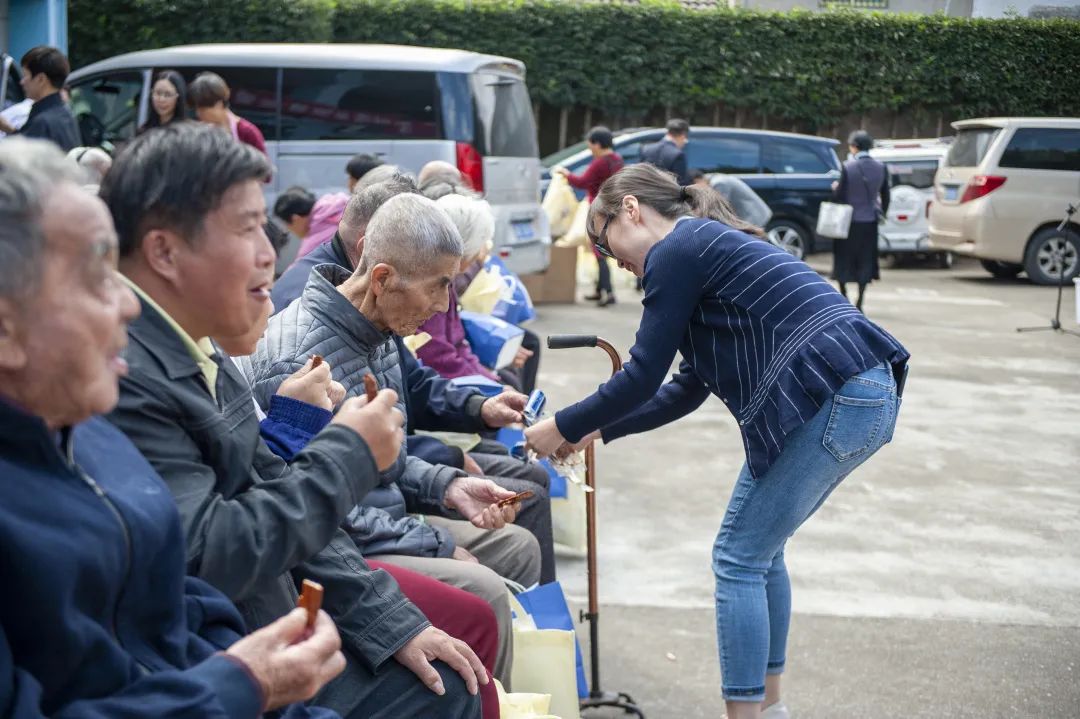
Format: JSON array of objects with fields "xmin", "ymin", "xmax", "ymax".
[
  {"xmin": 311, "ymin": 354, "xmax": 324, "ymax": 368},
  {"xmin": 363, "ymin": 373, "xmax": 378, "ymax": 401},
  {"xmin": 496, "ymin": 490, "xmax": 534, "ymax": 508},
  {"xmin": 297, "ymin": 579, "xmax": 324, "ymax": 629}
]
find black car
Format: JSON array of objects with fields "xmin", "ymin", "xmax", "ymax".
[{"xmin": 542, "ymin": 126, "xmax": 842, "ymax": 259}]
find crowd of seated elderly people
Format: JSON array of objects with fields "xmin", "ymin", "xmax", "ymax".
[{"xmin": 0, "ymin": 117, "xmax": 554, "ymax": 718}]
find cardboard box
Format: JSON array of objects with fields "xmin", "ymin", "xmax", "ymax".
[{"xmin": 520, "ymin": 244, "xmax": 578, "ymax": 304}]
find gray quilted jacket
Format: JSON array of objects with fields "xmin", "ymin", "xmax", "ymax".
[{"xmin": 240, "ymin": 265, "xmax": 467, "ymax": 558}]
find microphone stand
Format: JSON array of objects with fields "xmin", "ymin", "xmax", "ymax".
[{"xmin": 1016, "ymin": 201, "xmax": 1080, "ymax": 338}]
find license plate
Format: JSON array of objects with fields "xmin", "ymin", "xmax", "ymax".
[
  {"xmin": 943, "ymin": 186, "xmax": 959, "ymax": 202},
  {"xmin": 512, "ymin": 221, "xmax": 534, "ymax": 241}
]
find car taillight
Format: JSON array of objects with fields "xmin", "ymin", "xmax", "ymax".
[
  {"xmin": 959, "ymin": 175, "xmax": 1006, "ymax": 203},
  {"xmin": 456, "ymin": 142, "xmax": 484, "ymax": 194}
]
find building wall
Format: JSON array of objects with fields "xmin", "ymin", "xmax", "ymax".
[
  {"xmin": 972, "ymin": 0, "xmax": 1080, "ymax": 16},
  {"xmin": 4, "ymin": 0, "xmax": 66, "ymax": 60}
]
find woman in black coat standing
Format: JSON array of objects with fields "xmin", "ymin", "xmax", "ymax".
[{"xmin": 831, "ymin": 130, "xmax": 890, "ymax": 311}]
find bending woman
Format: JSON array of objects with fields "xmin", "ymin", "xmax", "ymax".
[{"xmin": 525, "ymin": 164, "xmax": 909, "ymax": 719}]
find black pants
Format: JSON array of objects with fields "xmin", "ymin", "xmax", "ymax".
[{"xmin": 596, "ymin": 255, "xmax": 613, "ymax": 294}]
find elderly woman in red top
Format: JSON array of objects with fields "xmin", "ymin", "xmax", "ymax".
[{"xmin": 554, "ymin": 126, "xmax": 623, "ymax": 306}]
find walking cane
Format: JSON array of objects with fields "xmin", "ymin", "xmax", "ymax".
[{"xmin": 547, "ymin": 335, "xmax": 645, "ymax": 718}]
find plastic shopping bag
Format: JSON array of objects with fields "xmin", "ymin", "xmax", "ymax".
[
  {"xmin": 459, "ymin": 265, "xmax": 506, "ymax": 316},
  {"xmin": 816, "ymin": 201, "xmax": 854, "ymax": 240},
  {"xmin": 486, "ymin": 256, "xmax": 537, "ymax": 326},
  {"xmin": 460, "ymin": 311, "xmax": 525, "ymax": 370},
  {"xmin": 515, "ymin": 583, "xmax": 588, "ymax": 702},
  {"xmin": 559, "ymin": 201, "xmax": 591, "ymax": 249},
  {"xmin": 495, "ymin": 679, "xmax": 560, "ymax": 719},
  {"xmin": 509, "ymin": 590, "xmax": 583, "ymax": 719},
  {"xmin": 543, "ymin": 173, "xmax": 579, "ymax": 240}
]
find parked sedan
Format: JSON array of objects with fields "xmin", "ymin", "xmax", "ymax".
[{"xmin": 542, "ymin": 126, "xmax": 842, "ymax": 258}]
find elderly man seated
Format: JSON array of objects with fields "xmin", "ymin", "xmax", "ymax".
[
  {"xmin": 242, "ymin": 193, "xmax": 541, "ymax": 686},
  {"xmin": 0, "ymin": 138, "xmax": 345, "ymax": 717},
  {"xmin": 102, "ymin": 123, "xmax": 485, "ymax": 719}
]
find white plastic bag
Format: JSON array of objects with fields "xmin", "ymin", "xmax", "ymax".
[
  {"xmin": 543, "ymin": 173, "xmax": 580, "ymax": 240},
  {"xmin": 816, "ymin": 201, "xmax": 854, "ymax": 240}
]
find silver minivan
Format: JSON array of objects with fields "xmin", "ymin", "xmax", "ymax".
[{"xmin": 64, "ymin": 43, "xmax": 551, "ymax": 274}]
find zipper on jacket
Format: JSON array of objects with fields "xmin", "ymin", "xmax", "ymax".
[{"xmin": 66, "ymin": 441, "xmax": 151, "ymax": 676}]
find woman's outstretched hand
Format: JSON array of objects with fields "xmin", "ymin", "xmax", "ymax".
[{"xmin": 524, "ymin": 417, "xmax": 569, "ymax": 458}]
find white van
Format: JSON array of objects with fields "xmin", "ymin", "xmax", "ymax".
[{"xmin": 63, "ymin": 43, "xmax": 551, "ymax": 274}]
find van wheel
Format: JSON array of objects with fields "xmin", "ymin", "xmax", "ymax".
[
  {"xmin": 766, "ymin": 220, "xmax": 809, "ymax": 260},
  {"xmin": 1024, "ymin": 227, "xmax": 1080, "ymax": 286},
  {"xmin": 980, "ymin": 259, "xmax": 1022, "ymax": 279},
  {"xmin": 936, "ymin": 251, "xmax": 954, "ymax": 269}
]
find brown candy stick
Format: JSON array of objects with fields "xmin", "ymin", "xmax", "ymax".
[
  {"xmin": 363, "ymin": 374, "xmax": 378, "ymax": 401},
  {"xmin": 496, "ymin": 490, "xmax": 534, "ymax": 508},
  {"xmin": 297, "ymin": 579, "xmax": 324, "ymax": 629},
  {"xmin": 311, "ymin": 355, "xmax": 324, "ymax": 368}
]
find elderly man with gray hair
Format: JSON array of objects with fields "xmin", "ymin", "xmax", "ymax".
[
  {"xmin": 0, "ymin": 137, "xmax": 348, "ymax": 718},
  {"xmin": 243, "ymin": 193, "xmax": 541, "ymax": 686}
]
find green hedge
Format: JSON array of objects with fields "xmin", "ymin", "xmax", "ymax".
[{"xmin": 70, "ymin": 0, "xmax": 1080, "ymax": 132}]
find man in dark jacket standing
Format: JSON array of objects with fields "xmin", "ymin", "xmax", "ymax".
[
  {"xmin": 102, "ymin": 123, "xmax": 484, "ymax": 719},
  {"xmin": 642, "ymin": 118, "xmax": 691, "ymax": 186},
  {"xmin": 0, "ymin": 46, "xmax": 80, "ymax": 151},
  {"xmin": 0, "ymin": 137, "xmax": 346, "ymax": 718}
]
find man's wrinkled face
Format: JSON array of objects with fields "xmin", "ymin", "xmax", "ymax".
[
  {"xmin": 377, "ymin": 255, "xmax": 460, "ymax": 337},
  {"xmin": 9, "ymin": 184, "xmax": 140, "ymax": 426},
  {"xmin": 174, "ymin": 180, "xmax": 275, "ymax": 340}
]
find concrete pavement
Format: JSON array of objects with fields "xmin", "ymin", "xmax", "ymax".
[{"xmin": 529, "ymin": 255, "xmax": 1080, "ymax": 718}]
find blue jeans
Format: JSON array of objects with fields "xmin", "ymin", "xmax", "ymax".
[{"xmin": 713, "ymin": 361, "xmax": 901, "ymax": 702}]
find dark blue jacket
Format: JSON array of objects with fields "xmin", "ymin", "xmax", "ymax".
[
  {"xmin": 18, "ymin": 93, "xmax": 80, "ymax": 152},
  {"xmin": 271, "ymin": 236, "xmax": 344, "ymax": 315},
  {"xmin": 0, "ymin": 399, "xmax": 335, "ymax": 718},
  {"xmin": 641, "ymin": 138, "xmax": 691, "ymax": 186}
]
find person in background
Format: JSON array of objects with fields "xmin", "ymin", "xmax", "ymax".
[
  {"xmin": 420, "ymin": 194, "xmax": 535, "ymax": 391},
  {"xmin": 831, "ymin": 130, "xmax": 890, "ymax": 312},
  {"xmin": 188, "ymin": 72, "xmax": 267, "ymax": 155},
  {"xmin": 295, "ymin": 192, "xmax": 350, "ymax": 260},
  {"xmin": 0, "ymin": 136, "xmax": 345, "ymax": 719},
  {"xmin": 0, "ymin": 46, "xmax": 79, "ymax": 151},
  {"xmin": 348, "ymin": 153, "xmax": 385, "ymax": 192},
  {"xmin": 419, "ymin": 161, "xmax": 477, "ymax": 201},
  {"xmin": 66, "ymin": 146, "xmax": 112, "ymax": 187},
  {"xmin": 554, "ymin": 126, "xmax": 624, "ymax": 307},
  {"xmin": 357, "ymin": 163, "xmax": 413, "ymax": 192},
  {"xmin": 139, "ymin": 70, "xmax": 188, "ymax": 133},
  {"xmin": 641, "ymin": 118, "xmax": 691, "ymax": 186},
  {"xmin": 271, "ymin": 186, "xmax": 317, "ymax": 275}
]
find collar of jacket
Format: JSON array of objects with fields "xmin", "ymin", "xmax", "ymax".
[
  {"xmin": 126, "ymin": 294, "xmax": 214, "ymax": 384},
  {"xmin": 27, "ymin": 91, "xmax": 63, "ymax": 119},
  {"xmin": 302, "ymin": 263, "xmax": 392, "ymax": 354},
  {"xmin": 330, "ymin": 231, "xmax": 355, "ymax": 272},
  {"xmin": 0, "ymin": 395, "xmax": 74, "ymax": 472}
]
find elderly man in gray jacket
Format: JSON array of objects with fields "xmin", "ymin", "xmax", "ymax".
[{"xmin": 242, "ymin": 193, "xmax": 541, "ymax": 686}]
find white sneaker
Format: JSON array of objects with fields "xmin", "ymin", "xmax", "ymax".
[{"xmin": 761, "ymin": 702, "xmax": 790, "ymax": 719}]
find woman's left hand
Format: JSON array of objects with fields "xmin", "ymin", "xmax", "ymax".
[{"xmin": 524, "ymin": 417, "xmax": 568, "ymax": 458}]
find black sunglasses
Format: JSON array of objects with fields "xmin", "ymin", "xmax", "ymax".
[{"xmin": 593, "ymin": 213, "xmax": 617, "ymax": 260}]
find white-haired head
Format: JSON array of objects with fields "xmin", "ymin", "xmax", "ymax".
[
  {"xmin": 436, "ymin": 194, "xmax": 494, "ymax": 262},
  {"xmin": 360, "ymin": 193, "xmax": 463, "ymax": 278}
]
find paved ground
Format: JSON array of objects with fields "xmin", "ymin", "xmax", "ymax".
[{"xmin": 529, "ymin": 255, "xmax": 1080, "ymax": 718}]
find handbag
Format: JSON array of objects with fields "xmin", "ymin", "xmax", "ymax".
[
  {"xmin": 510, "ymin": 584, "xmax": 588, "ymax": 718},
  {"xmin": 816, "ymin": 201, "xmax": 854, "ymax": 239},
  {"xmin": 459, "ymin": 311, "xmax": 525, "ymax": 370}
]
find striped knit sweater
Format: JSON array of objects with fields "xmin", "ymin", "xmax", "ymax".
[{"xmin": 555, "ymin": 217, "xmax": 909, "ymax": 478}]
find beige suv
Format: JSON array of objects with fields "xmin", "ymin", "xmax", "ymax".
[{"xmin": 928, "ymin": 117, "xmax": 1080, "ymax": 285}]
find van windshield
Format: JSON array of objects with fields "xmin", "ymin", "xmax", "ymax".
[
  {"xmin": 470, "ymin": 72, "xmax": 538, "ymax": 158},
  {"xmin": 946, "ymin": 128, "xmax": 999, "ymax": 168}
]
